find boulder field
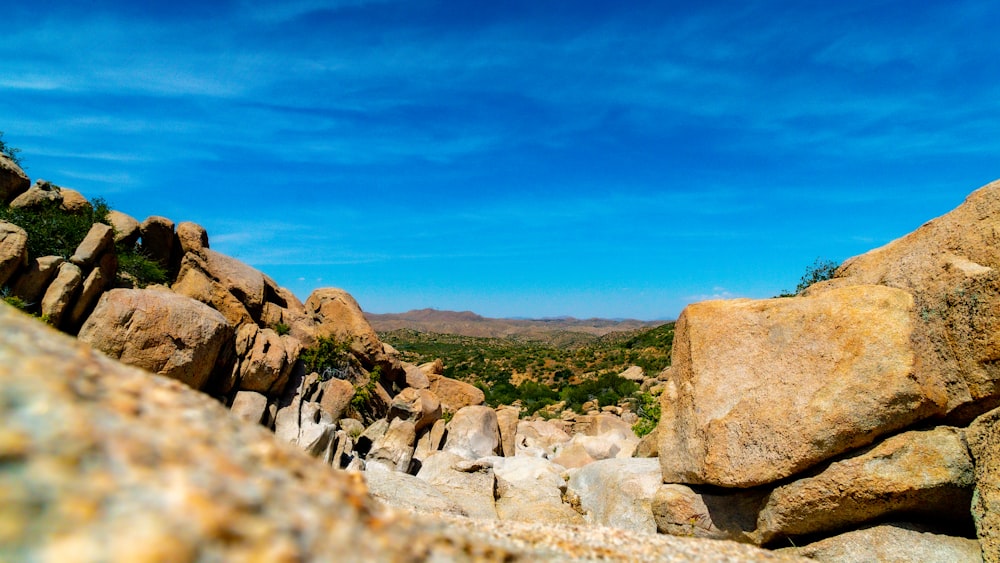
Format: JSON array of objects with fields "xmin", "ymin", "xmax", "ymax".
[{"xmin": 2, "ymin": 154, "xmax": 1000, "ymax": 560}]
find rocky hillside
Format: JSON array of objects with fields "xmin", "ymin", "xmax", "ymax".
[{"xmin": 2, "ymin": 146, "xmax": 999, "ymax": 562}]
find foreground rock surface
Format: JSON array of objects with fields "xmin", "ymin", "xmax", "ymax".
[
  {"xmin": 779, "ymin": 523, "xmax": 982, "ymax": 563},
  {"xmin": 1, "ymin": 303, "xmax": 811, "ymax": 561},
  {"xmin": 969, "ymin": 406, "xmax": 1000, "ymax": 562}
]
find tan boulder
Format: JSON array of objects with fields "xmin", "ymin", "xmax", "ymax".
[
  {"xmin": 416, "ymin": 451, "xmax": 499, "ymax": 520},
  {"xmin": 652, "ymin": 484, "xmax": 764, "ymax": 543},
  {"xmin": 316, "ymin": 377, "xmax": 355, "ymax": 421},
  {"xmin": 831, "ymin": 180, "xmax": 1000, "ymax": 421},
  {"xmin": 402, "ymin": 362, "xmax": 430, "ymax": 389},
  {"xmin": 490, "ymin": 456, "xmax": 584, "ymax": 525},
  {"xmin": 0, "ymin": 153, "xmax": 30, "ymax": 203},
  {"xmin": 968, "ymin": 406, "xmax": 1000, "ymax": 562},
  {"xmin": 515, "ymin": 419, "xmax": 572, "ymax": 458},
  {"xmin": 305, "ymin": 288, "xmax": 391, "ymax": 373},
  {"xmin": 230, "ymin": 390, "xmax": 269, "ymax": 425},
  {"xmin": 67, "ymin": 266, "xmax": 112, "ymax": 331},
  {"xmin": 620, "ymin": 365, "xmax": 646, "ymax": 382},
  {"xmin": 106, "ymin": 210, "xmax": 140, "ymax": 246},
  {"xmin": 444, "ymin": 405, "xmax": 501, "ymax": 460},
  {"xmin": 419, "ymin": 358, "xmax": 445, "ymax": 375},
  {"xmin": 413, "ymin": 418, "xmax": 447, "ymax": 462},
  {"xmin": 566, "ymin": 458, "xmax": 663, "ymax": 533},
  {"xmin": 234, "ymin": 324, "xmax": 299, "ymax": 395},
  {"xmin": 426, "ymin": 372, "xmax": 486, "ymax": 413},
  {"xmin": 172, "ymin": 253, "xmax": 253, "ymax": 326},
  {"xmin": 10, "ymin": 179, "xmax": 61, "ymax": 209},
  {"xmin": 367, "ymin": 418, "xmax": 417, "ymax": 472},
  {"xmin": 40, "ymin": 261, "xmax": 82, "ymax": 329},
  {"xmin": 754, "ymin": 426, "xmax": 974, "ymax": 545},
  {"xmin": 496, "ymin": 405, "xmax": 520, "ymax": 457},
  {"xmin": 139, "ymin": 215, "xmax": 175, "ymax": 269},
  {"xmin": 175, "ymin": 221, "xmax": 208, "ymax": 255},
  {"xmin": 780, "ymin": 523, "xmax": 983, "ymax": 563},
  {"xmin": 78, "ymin": 288, "xmax": 232, "ymax": 390},
  {"xmin": 201, "ymin": 249, "xmax": 264, "ymax": 319},
  {"xmin": 58, "ymin": 187, "xmax": 91, "ymax": 214},
  {"xmin": 11, "ymin": 255, "xmax": 63, "ymax": 304},
  {"xmin": 363, "ymin": 467, "xmax": 468, "ymax": 516},
  {"xmin": 0, "ymin": 221, "xmax": 28, "ymax": 287},
  {"xmin": 69, "ymin": 222, "xmax": 115, "ymax": 270},
  {"xmin": 388, "ymin": 387, "xmax": 442, "ymax": 433},
  {"xmin": 659, "ymin": 285, "xmax": 948, "ymax": 488}
]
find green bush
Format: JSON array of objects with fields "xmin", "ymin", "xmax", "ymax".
[
  {"xmin": 630, "ymin": 391, "xmax": 661, "ymax": 437},
  {"xmin": 560, "ymin": 372, "xmax": 639, "ymax": 413},
  {"xmin": 780, "ymin": 258, "xmax": 840, "ymax": 297},
  {"xmin": 0, "ymin": 131, "xmax": 23, "ymax": 167},
  {"xmin": 300, "ymin": 335, "xmax": 353, "ymax": 381},
  {"xmin": 116, "ymin": 243, "xmax": 168, "ymax": 288},
  {"xmin": 0, "ymin": 198, "xmax": 111, "ymax": 259},
  {"xmin": 273, "ymin": 322, "xmax": 291, "ymax": 336}
]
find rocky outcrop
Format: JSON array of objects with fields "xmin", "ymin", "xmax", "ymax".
[
  {"xmin": 780, "ymin": 524, "xmax": 983, "ymax": 563},
  {"xmin": 754, "ymin": 426, "xmax": 974, "ymax": 545},
  {"xmin": 106, "ymin": 209, "xmax": 140, "ymax": 246},
  {"xmin": 0, "ymin": 220, "xmax": 27, "ymax": 287},
  {"xmin": 426, "ymin": 371, "xmax": 486, "ymax": 412},
  {"xmin": 659, "ymin": 285, "xmax": 945, "ymax": 488},
  {"xmin": 968, "ymin": 406, "xmax": 1000, "ymax": 562},
  {"xmin": 0, "ymin": 153, "xmax": 29, "ymax": 203},
  {"xmin": 10, "ymin": 179, "xmax": 62, "ymax": 209},
  {"xmin": 443, "ymin": 405, "xmax": 501, "ymax": 460},
  {"xmin": 78, "ymin": 288, "xmax": 233, "ymax": 390}
]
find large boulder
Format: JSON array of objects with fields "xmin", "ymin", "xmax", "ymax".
[
  {"xmin": 443, "ymin": 405, "xmax": 501, "ymax": 460},
  {"xmin": 11, "ymin": 255, "xmax": 63, "ymax": 304},
  {"xmin": 233, "ymin": 324, "xmax": 299, "ymax": 395},
  {"xmin": 139, "ymin": 216, "xmax": 175, "ymax": 270},
  {"xmin": 652, "ymin": 484, "xmax": 764, "ymax": 543},
  {"xmin": 305, "ymin": 288, "xmax": 386, "ymax": 365},
  {"xmin": 488, "ymin": 455, "xmax": 584, "ymax": 525},
  {"xmin": 754, "ymin": 426, "xmax": 975, "ymax": 545},
  {"xmin": 515, "ymin": 419, "xmax": 571, "ymax": 458},
  {"xmin": 831, "ymin": 180, "xmax": 1000, "ymax": 422},
  {"xmin": 40, "ymin": 261, "xmax": 82, "ymax": 329},
  {"xmin": 172, "ymin": 253, "xmax": 253, "ymax": 326},
  {"xmin": 58, "ymin": 187, "xmax": 91, "ymax": 214},
  {"xmin": 9, "ymin": 179, "xmax": 61, "ymax": 209},
  {"xmin": 415, "ymin": 451, "xmax": 499, "ymax": 520},
  {"xmin": 496, "ymin": 406, "xmax": 520, "ymax": 457},
  {"xmin": 968, "ymin": 406, "xmax": 1000, "ymax": 561},
  {"xmin": 78, "ymin": 288, "xmax": 232, "ymax": 390},
  {"xmin": 0, "ymin": 221, "xmax": 28, "ymax": 287},
  {"xmin": 363, "ymin": 467, "xmax": 467, "ymax": 516},
  {"xmin": 200, "ymin": 249, "xmax": 265, "ymax": 320},
  {"xmin": 426, "ymin": 372, "xmax": 486, "ymax": 413},
  {"xmin": 106, "ymin": 210, "xmax": 140, "ymax": 246},
  {"xmin": 388, "ymin": 387, "xmax": 441, "ymax": 433},
  {"xmin": 0, "ymin": 153, "xmax": 29, "ymax": 203},
  {"xmin": 175, "ymin": 221, "xmax": 208, "ymax": 255},
  {"xmin": 659, "ymin": 285, "xmax": 947, "ymax": 488},
  {"xmin": 69, "ymin": 222, "xmax": 115, "ymax": 270},
  {"xmin": 567, "ymin": 457, "xmax": 663, "ymax": 534},
  {"xmin": 779, "ymin": 523, "xmax": 983, "ymax": 563},
  {"xmin": 366, "ymin": 418, "xmax": 417, "ymax": 472}
]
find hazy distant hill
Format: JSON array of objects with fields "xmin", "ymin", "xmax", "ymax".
[{"xmin": 364, "ymin": 308, "xmax": 668, "ymax": 346}]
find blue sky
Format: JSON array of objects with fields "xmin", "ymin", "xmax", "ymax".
[{"xmin": 2, "ymin": 1, "xmax": 998, "ymax": 320}]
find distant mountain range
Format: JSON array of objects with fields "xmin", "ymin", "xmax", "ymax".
[{"xmin": 364, "ymin": 308, "xmax": 669, "ymax": 342}]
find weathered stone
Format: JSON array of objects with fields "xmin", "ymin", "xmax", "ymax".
[
  {"xmin": 551, "ymin": 442, "xmax": 597, "ymax": 469},
  {"xmin": 175, "ymin": 221, "xmax": 209, "ymax": 255},
  {"xmin": 488, "ymin": 455, "xmax": 584, "ymax": 525},
  {"xmin": 444, "ymin": 405, "xmax": 501, "ymax": 460},
  {"xmin": 305, "ymin": 288, "xmax": 395, "ymax": 376},
  {"xmin": 230, "ymin": 390, "xmax": 269, "ymax": 425},
  {"xmin": 172, "ymin": 253, "xmax": 252, "ymax": 326},
  {"xmin": 70, "ymin": 222, "xmax": 115, "ymax": 269},
  {"xmin": 413, "ymin": 418, "xmax": 447, "ymax": 463},
  {"xmin": 0, "ymin": 302, "xmax": 812, "ymax": 562},
  {"xmin": 40, "ymin": 261, "xmax": 82, "ymax": 329},
  {"xmin": 0, "ymin": 221, "xmax": 28, "ymax": 288},
  {"xmin": 426, "ymin": 372, "xmax": 486, "ymax": 413},
  {"xmin": 620, "ymin": 365, "xmax": 646, "ymax": 382},
  {"xmin": 634, "ymin": 425, "xmax": 660, "ymax": 458},
  {"xmin": 201, "ymin": 249, "xmax": 265, "ymax": 320},
  {"xmin": 318, "ymin": 377, "xmax": 355, "ymax": 422},
  {"xmin": 367, "ymin": 418, "xmax": 417, "ymax": 472},
  {"xmin": 78, "ymin": 288, "xmax": 232, "ymax": 390},
  {"xmin": 67, "ymin": 266, "xmax": 110, "ymax": 331},
  {"xmin": 652, "ymin": 484, "xmax": 764, "ymax": 543},
  {"xmin": 968, "ymin": 406, "xmax": 1000, "ymax": 562},
  {"xmin": 416, "ymin": 451, "xmax": 499, "ymax": 520},
  {"xmin": 106, "ymin": 210, "xmax": 140, "ymax": 246},
  {"xmin": 356, "ymin": 418, "xmax": 390, "ymax": 458},
  {"xmin": 10, "ymin": 180, "xmax": 61, "ymax": 209},
  {"xmin": 235, "ymin": 325, "xmax": 296, "ymax": 395},
  {"xmin": 496, "ymin": 406, "xmax": 520, "ymax": 457},
  {"xmin": 659, "ymin": 285, "xmax": 948, "ymax": 488},
  {"xmin": 567, "ymin": 458, "xmax": 662, "ymax": 534},
  {"xmin": 516, "ymin": 419, "xmax": 571, "ymax": 458},
  {"xmin": 58, "ymin": 187, "xmax": 91, "ymax": 214},
  {"xmin": 297, "ymin": 401, "xmax": 337, "ymax": 463},
  {"xmin": 755, "ymin": 426, "xmax": 975, "ymax": 545},
  {"xmin": 832, "ymin": 180, "xmax": 1000, "ymax": 422},
  {"xmin": 402, "ymin": 362, "xmax": 430, "ymax": 389},
  {"xmin": 780, "ymin": 523, "xmax": 983, "ymax": 563},
  {"xmin": 363, "ymin": 466, "xmax": 468, "ymax": 516},
  {"xmin": 389, "ymin": 387, "xmax": 442, "ymax": 433},
  {"xmin": 11, "ymin": 255, "xmax": 62, "ymax": 305},
  {"xmin": 0, "ymin": 153, "xmax": 30, "ymax": 203},
  {"xmin": 139, "ymin": 215, "xmax": 175, "ymax": 269},
  {"xmin": 419, "ymin": 358, "xmax": 445, "ymax": 375}
]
